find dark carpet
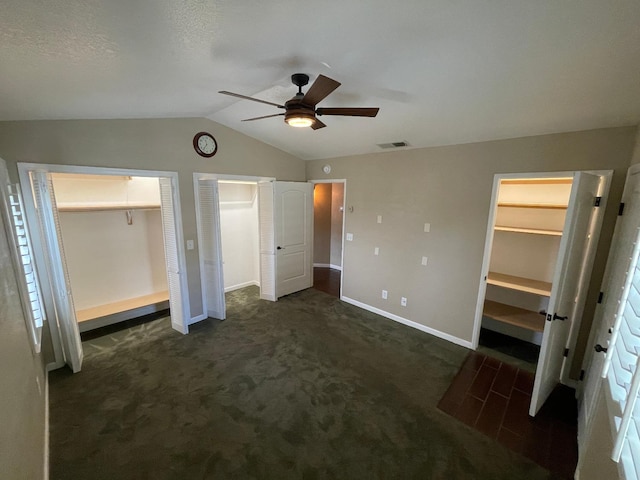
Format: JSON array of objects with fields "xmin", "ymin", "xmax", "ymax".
[{"xmin": 49, "ymin": 287, "xmax": 562, "ymax": 479}]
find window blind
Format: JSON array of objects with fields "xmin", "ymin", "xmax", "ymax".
[
  {"xmin": 603, "ymin": 226, "xmax": 640, "ymax": 480},
  {"xmin": 5, "ymin": 183, "xmax": 45, "ymax": 351}
]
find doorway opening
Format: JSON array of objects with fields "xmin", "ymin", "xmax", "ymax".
[
  {"xmin": 311, "ymin": 180, "xmax": 345, "ymax": 298},
  {"xmin": 472, "ymin": 170, "xmax": 611, "ymax": 416},
  {"xmin": 18, "ymin": 163, "xmax": 189, "ymax": 373}
]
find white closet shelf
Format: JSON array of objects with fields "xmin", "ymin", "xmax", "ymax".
[
  {"xmin": 498, "ymin": 202, "xmax": 567, "ymax": 210},
  {"xmin": 76, "ymin": 291, "xmax": 169, "ymax": 322},
  {"xmin": 483, "ymin": 300, "xmax": 546, "ymax": 332},
  {"xmin": 57, "ymin": 204, "xmax": 160, "ymax": 212},
  {"xmin": 494, "ymin": 225, "xmax": 563, "ymax": 236},
  {"xmin": 487, "ymin": 272, "xmax": 552, "ymax": 296}
]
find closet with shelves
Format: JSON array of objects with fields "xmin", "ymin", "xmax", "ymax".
[
  {"xmin": 51, "ymin": 173, "xmax": 169, "ymax": 332},
  {"xmin": 482, "ymin": 178, "xmax": 573, "ymax": 344}
]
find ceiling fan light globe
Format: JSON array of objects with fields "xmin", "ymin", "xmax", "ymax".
[{"xmin": 286, "ymin": 116, "xmax": 315, "ymax": 128}]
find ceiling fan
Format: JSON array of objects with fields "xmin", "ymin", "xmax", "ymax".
[{"xmin": 219, "ymin": 73, "xmax": 379, "ymax": 130}]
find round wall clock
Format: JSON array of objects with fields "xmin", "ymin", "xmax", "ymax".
[{"xmin": 193, "ymin": 132, "xmax": 218, "ymax": 157}]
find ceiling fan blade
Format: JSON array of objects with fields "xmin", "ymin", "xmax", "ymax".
[
  {"xmin": 301, "ymin": 75, "xmax": 341, "ymax": 107},
  {"xmin": 311, "ymin": 119, "xmax": 327, "ymax": 130},
  {"xmin": 241, "ymin": 113, "xmax": 285, "ymax": 122},
  {"xmin": 316, "ymin": 107, "xmax": 379, "ymax": 117},
  {"xmin": 219, "ymin": 91, "xmax": 284, "ymax": 108}
]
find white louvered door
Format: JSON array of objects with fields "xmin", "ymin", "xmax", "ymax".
[
  {"xmin": 258, "ymin": 181, "xmax": 276, "ymax": 301},
  {"xmin": 195, "ymin": 179, "xmax": 225, "ymax": 319},
  {"xmin": 31, "ymin": 171, "xmax": 83, "ymax": 372},
  {"xmin": 159, "ymin": 177, "xmax": 188, "ymax": 334}
]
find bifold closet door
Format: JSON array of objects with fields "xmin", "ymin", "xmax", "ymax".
[
  {"xmin": 158, "ymin": 177, "xmax": 189, "ymax": 334},
  {"xmin": 31, "ymin": 171, "xmax": 83, "ymax": 372},
  {"xmin": 196, "ymin": 179, "xmax": 225, "ymax": 319},
  {"xmin": 530, "ymin": 172, "xmax": 601, "ymax": 416},
  {"xmin": 258, "ymin": 181, "xmax": 276, "ymax": 301}
]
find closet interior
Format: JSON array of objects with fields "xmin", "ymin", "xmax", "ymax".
[
  {"xmin": 51, "ymin": 173, "xmax": 169, "ymax": 332},
  {"xmin": 218, "ymin": 181, "xmax": 260, "ymax": 292},
  {"xmin": 481, "ymin": 178, "xmax": 573, "ymax": 348},
  {"xmin": 312, "ymin": 182, "xmax": 344, "ymax": 270}
]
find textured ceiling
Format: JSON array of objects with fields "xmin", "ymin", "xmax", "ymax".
[{"xmin": 1, "ymin": 1, "xmax": 639, "ymax": 160}]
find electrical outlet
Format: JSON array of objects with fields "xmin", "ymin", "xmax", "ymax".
[
  {"xmin": 346, "ymin": 233, "xmax": 353, "ymax": 241},
  {"xmin": 421, "ymin": 256, "xmax": 428, "ymax": 266},
  {"xmin": 401, "ymin": 297, "xmax": 407, "ymax": 306},
  {"xmin": 377, "ymin": 215, "xmax": 382, "ymax": 224},
  {"xmin": 424, "ymin": 223, "xmax": 431, "ymax": 232},
  {"xmin": 186, "ymin": 239, "xmax": 195, "ymax": 250},
  {"xmin": 374, "ymin": 247, "xmax": 379, "ymax": 256},
  {"xmin": 382, "ymin": 290, "xmax": 388, "ymax": 299}
]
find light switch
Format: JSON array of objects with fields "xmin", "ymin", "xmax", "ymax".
[
  {"xmin": 424, "ymin": 223, "xmax": 431, "ymax": 233},
  {"xmin": 421, "ymin": 256, "xmax": 428, "ymax": 266},
  {"xmin": 374, "ymin": 247, "xmax": 379, "ymax": 256},
  {"xmin": 377, "ymin": 215, "xmax": 382, "ymax": 224},
  {"xmin": 401, "ymin": 297, "xmax": 407, "ymax": 307},
  {"xmin": 186, "ymin": 240, "xmax": 195, "ymax": 250},
  {"xmin": 346, "ymin": 233, "xmax": 354, "ymax": 241}
]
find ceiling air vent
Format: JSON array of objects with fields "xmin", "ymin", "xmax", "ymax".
[{"xmin": 377, "ymin": 141, "xmax": 410, "ymax": 149}]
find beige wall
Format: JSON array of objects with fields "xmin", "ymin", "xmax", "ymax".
[
  {"xmin": 0, "ymin": 118, "xmax": 305, "ymax": 329},
  {"xmin": 307, "ymin": 127, "xmax": 637, "ymax": 353},
  {"xmin": 0, "ymin": 161, "xmax": 47, "ymax": 479},
  {"xmin": 313, "ymin": 183, "xmax": 332, "ymax": 264},
  {"xmin": 577, "ymin": 388, "xmax": 620, "ymax": 479}
]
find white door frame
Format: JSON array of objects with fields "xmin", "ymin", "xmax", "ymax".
[
  {"xmin": 309, "ymin": 179, "xmax": 347, "ymax": 299},
  {"xmin": 18, "ymin": 162, "xmax": 190, "ymax": 369},
  {"xmin": 471, "ymin": 169, "xmax": 612, "ymax": 383},
  {"xmin": 193, "ymin": 173, "xmax": 275, "ymax": 316}
]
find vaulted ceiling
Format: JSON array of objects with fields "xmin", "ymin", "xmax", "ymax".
[{"xmin": 1, "ymin": 1, "xmax": 639, "ymax": 160}]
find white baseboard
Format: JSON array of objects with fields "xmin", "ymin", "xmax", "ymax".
[
  {"xmin": 224, "ymin": 280, "xmax": 260, "ymax": 293},
  {"xmin": 341, "ymin": 296, "xmax": 473, "ymax": 349},
  {"xmin": 189, "ymin": 313, "xmax": 208, "ymax": 325},
  {"xmin": 44, "ymin": 370, "xmax": 49, "ymax": 480},
  {"xmin": 313, "ymin": 263, "xmax": 342, "ymax": 271}
]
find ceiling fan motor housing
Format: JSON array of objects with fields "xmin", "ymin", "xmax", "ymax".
[{"xmin": 284, "ymin": 98, "xmax": 316, "ymax": 126}]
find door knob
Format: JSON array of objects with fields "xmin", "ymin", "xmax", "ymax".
[
  {"xmin": 553, "ymin": 313, "xmax": 568, "ymax": 321},
  {"xmin": 594, "ymin": 344, "xmax": 608, "ymax": 353},
  {"xmin": 277, "ymin": 246, "xmax": 283, "ymax": 250}
]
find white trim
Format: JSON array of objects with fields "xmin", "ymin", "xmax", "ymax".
[
  {"xmin": 188, "ymin": 313, "xmax": 207, "ymax": 325},
  {"xmin": 313, "ymin": 263, "xmax": 342, "ymax": 271},
  {"xmin": 225, "ymin": 280, "xmax": 260, "ymax": 293},
  {"xmin": 341, "ymin": 296, "xmax": 473, "ymax": 349},
  {"xmin": 44, "ymin": 371, "xmax": 49, "ymax": 480}
]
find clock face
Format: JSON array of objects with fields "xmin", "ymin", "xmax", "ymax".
[{"xmin": 193, "ymin": 132, "xmax": 218, "ymax": 157}]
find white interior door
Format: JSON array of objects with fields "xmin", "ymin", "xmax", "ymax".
[
  {"xmin": 258, "ymin": 181, "xmax": 276, "ymax": 301},
  {"xmin": 530, "ymin": 172, "xmax": 601, "ymax": 416},
  {"xmin": 275, "ymin": 181, "xmax": 313, "ymax": 298},
  {"xmin": 158, "ymin": 177, "xmax": 189, "ymax": 334},
  {"xmin": 195, "ymin": 178, "xmax": 225, "ymax": 319},
  {"xmin": 31, "ymin": 171, "xmax": 83, "ymax": 372},
  {"xmin": 578, "ymin": 166, "xmax": 640, "ymax": 448}
]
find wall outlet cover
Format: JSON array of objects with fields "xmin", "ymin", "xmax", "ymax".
[{"xmin": 346, "ymin": 233, "xmax": 354, "ymax": 241}]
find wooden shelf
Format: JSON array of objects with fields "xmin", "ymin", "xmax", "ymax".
[
  {"xmin": 498, "ymin": 202, "xmax": 567, "ymax": 210},
  {"xmin": 76, "ymin": 291, "xmax": 169, "ymax": 322},
  {"xmin": 58, "ymin": 204, "xmax": 160, "ymax": 212},
  {"xmin": 487, "ymin": 272, "xmax": 552, "ymax": 296},
  {"xmin": 494, "ymin": 225, "xmax": 563, "ymax": 236},
  {"xmin": 483, "ymin": 300, "xmax": 546, "ymax": 332}
]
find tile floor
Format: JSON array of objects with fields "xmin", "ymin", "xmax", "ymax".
[{"xmin": 438, "ymin": 351, "xmax": 578, "ymax": 479}]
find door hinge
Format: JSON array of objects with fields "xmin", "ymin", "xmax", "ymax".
[
  {"xmin": 619, "ymin": 202, "xmax": 625, "ymax": 216},
  {"xmin": 563, "ymin": 348, "xmax": 570, "ymax": 357},
  {"xmin": 597, "ymin": 291, "xmax": 604, "ymax": 304},
  {"xmin": 579, "ymin": 369, "xmax": 585, "ymax": 381},
  {"xmin": 594, "ymin": 196, "xmax": 602, "ymax": 207}
]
